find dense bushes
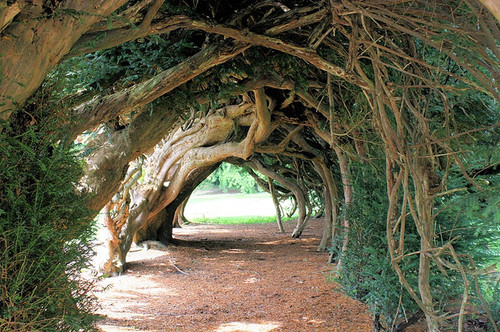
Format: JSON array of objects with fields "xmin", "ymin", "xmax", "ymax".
[
  {"xmin": 0, "ymin": 118, "xmax": 97, "ymax": 331},
  {"xmin": 200, "ymin": 162, "xmax": 262, "ymax": 194},
  {"xmin": 332, "ymin": 162, "xmax": 421, "ymax": 330},
  {"xmin": 333, "ymin": 161, "xmax": 500, "ymax": 331}
]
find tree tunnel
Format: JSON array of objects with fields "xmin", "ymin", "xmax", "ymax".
[
  {"xmin": 1, "ymin": 1, "xmax": 499, "ymax": 331},
  {"xmin": 93, "ymin": 86, "xmax": 350, "ymax": 276}
]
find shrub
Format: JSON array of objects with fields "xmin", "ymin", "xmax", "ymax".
[
  {"xmin": 333, "ymin": 159, "xmax": 500, "ymax": 330},
  {"xmin": 332, "ymin": 162, "xmax": 422, "ymax": 330},
  {"xmin": 0, "ymin": 119, "xmax": 98, "ymax": 331}
]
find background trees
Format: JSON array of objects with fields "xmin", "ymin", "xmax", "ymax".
[{"xmin": 1, "ymin": 0, "xmax": 498, "ymax": 330}]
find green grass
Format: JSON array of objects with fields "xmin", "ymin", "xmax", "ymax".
[
  {"xmin": 185, "ymin": 192, "xmax": 277, "ymax": 220},
  {"xmin": 184, "ymin": 191, "xmax": 297, "ymax": 224},
  {"xmin": 190, "ymin": 215, "xmax": 294, "ymax": 225}
]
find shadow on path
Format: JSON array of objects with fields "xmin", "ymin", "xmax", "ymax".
[{"xmin": 96, "ymin": 219, "xmax": 372, "ymax": 332}]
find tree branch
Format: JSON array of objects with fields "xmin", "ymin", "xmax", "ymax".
[{"xmin": 70, "ymin": 40, "xmax": 250, "ymax": 137}]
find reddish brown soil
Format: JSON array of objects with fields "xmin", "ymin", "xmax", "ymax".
[{"xmin": 96, "ymin": 219, "xmax": 373, "ymax": 332}]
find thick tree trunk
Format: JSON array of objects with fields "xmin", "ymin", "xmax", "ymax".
[
  {"xmin": 0, "ymin": 0, "xmax": 127, "ymax": 120},
  {"xmin": 101, "ymin": 93, "xmax": 272, "ymax": 274},
  {"xmin": 102, "ymin": 196, "xmax": 150, "ymax": 275},
  {"xmin": 138, "ymin": 164, "xmax": 219, "ymax": 243},
  {"xmin": 102, "ymin": 163, "xmax": 216, "ymax": 275},
  {"xmin": 83, "ymin": 103, "xmax": 183, "ymax": 212}
]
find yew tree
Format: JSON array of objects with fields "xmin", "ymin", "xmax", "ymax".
[{"xmin": 1, "ymin": 1, "xmax": 499, "ymax": 331}]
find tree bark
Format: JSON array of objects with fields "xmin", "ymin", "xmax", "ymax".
[
  {"xmin": 139, "ymin": 164, "xmax": 218, "ymax": 243},
  {"xmin": 0, "ymin": 0, "xmax": 127, "ymax": 120},
  {"xmin": 414, "ymin": 162, "xmax": 439, "ymax": 332},
  {"xmin": 315, "ymin": 161, "xmax": 339, "ymax": 252},
  {"xmin": 333, "ymin": 146, "xmax": 352, "ymax": 267},
  {"xmin": 100, "ymin": 93, "xmax": 275, "ymax": 273},
  {"xmin": 83, "ymin": 102, "xmax": 183, "ymax": 212},
  {"xmin": 267, "ymin": 176, "xmax": 284, "ymax": 233},
  {"xmin": 173, "ymin": 196, "xmax": 190, "ymax": 228},
  {"xmin": 479, "ymin": 0, "xmax": 500, "ymax": 23}
]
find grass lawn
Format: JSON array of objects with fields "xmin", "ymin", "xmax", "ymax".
[{"xmin": 184, "ymin": 191, "xmax": 279, "ymax": 224}]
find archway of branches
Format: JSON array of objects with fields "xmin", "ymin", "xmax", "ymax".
[
  {"xmin": 1, "ymin": 1, "xmax": 499, "ymax": 331},
  {"xmin": 70, "ymin": 3, "xmax": 500, "ymax": 330}
]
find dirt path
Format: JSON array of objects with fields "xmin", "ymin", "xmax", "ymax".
[{"xmin": 95, "ymin": 219, "xmax": 372, "ymax": 332}]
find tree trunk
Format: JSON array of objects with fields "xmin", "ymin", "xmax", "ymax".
[
  {"xmin": 480, "ymin": 0, "xmax": 500, "ymax": 22},
  {"xmin": 248, "ymin": 159, "xmax": 308, "ymax": 238},
  {"xmin": 333, "ymin": 146, "xmax": 352, "ymax": 267},
  {"xmin": 102, "ymin": 196, "xmax": 150, "ymax": 275},
  {"xmin": 318, "ymin": 184, "xmax": 333, "ymax": 252},
  {"xmin": 83, "ymin": 100, "xmax": 184, "ymax": 212},
  {"xmin": 315, "ymin": 161, "xmax": 339, "ymax": 252},
  {"xmin": 100, "ymin": 96, "xmax": 268, "ymax": 274},
  {"xmin": 0, "ymin": 0, "xmax": 127, "ymax": 120},
  {"xmin": 141, "ymin": 164, "xmax": 219, "ymax": 243},
  {"xmin": 267, "ymin": 176, "xmax": 284, "ymax": 233},
  {"xmin": 372, "ymin": 313, "xmax": 382, "ymax": 332},
  {"xmin": 415, "ymin": 162, "xmax": 439, "ymax": 332},
  {"xmin": 173, "ymin": 196, "xmax": 190, "ymax": 228}
]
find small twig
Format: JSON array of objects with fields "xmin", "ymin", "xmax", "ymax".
[
  {"xmin": 170, "ymin": 258, "xmax": 189, "ymax": 275},
  {"xmin": 390, "ymin": 284, "xmax": 404, "ymax": 332}
]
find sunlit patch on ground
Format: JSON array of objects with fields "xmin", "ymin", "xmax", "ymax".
[
  {"xmin": 96, "ymin": 274, "xmax": 179, "ymax": 321},
  {"xmin": 301, "ymin": 316, "xmax": 327, "ymax": 325},
  {"xmin": 221, "ymin": 248, "xmax": 246, "ymax": 254},
  {"xmin": 174, "ymin": 226, "xmax": 233, "ymax": 236},
  {"xmin": 216, "ymin": 321, "xmax": 281, "ymax": 332},
  {"xmin": 97, "ymin": 325, "xmax": 150, "ymax": 332},
  {"xmin": 244, "ymin": 276, "xmax": 260, "ymax": 283}
]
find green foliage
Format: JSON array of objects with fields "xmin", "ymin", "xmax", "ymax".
[
  {"xmin": 334, "ymin": 153, "xmax": 500, "ymax": 329},
  {"xmin": 332, "ymin": 162, "xmax": 422, "ymax": 329},
  {"xmin": 434, "ymin": 146, "xmax": 500, "ymax": 324},
  {"xmin": 200, "ymin": 163, "xmax": 262, "ymax": 194},
  {"xmin": 55, "ymin": 31, "xmax": 198, "ymax": 97},
  {"xmin": 0, "ymin": 119, "xmax": 97, "ymax": 330}
]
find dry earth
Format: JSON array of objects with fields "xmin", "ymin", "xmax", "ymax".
[{"xmin": 95, "ymin": 218, "xmax": 373, "ymax": 332}]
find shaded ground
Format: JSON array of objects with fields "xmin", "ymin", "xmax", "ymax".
[{"xmin": 96, "ymin": 219, "xmax": 373, "ymax": 332}]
